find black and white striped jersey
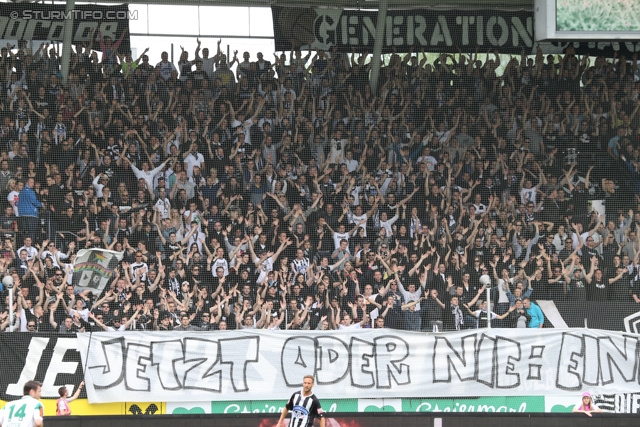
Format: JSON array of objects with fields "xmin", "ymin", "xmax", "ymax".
[
  {"xmin": 285, "ymin": 391, "xmax": 324, "ymax": 427},
  {"xmin": 291, "ymin": 257, "xmax": 310, "ymax": 276}
]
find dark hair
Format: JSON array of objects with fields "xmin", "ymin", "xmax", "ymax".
[
  {"xmin": 24, "ymin": 380, "xmax": 42, "ymax": 396},
  {"xmin": 58, "ymin": 386, "xmax": 67, "ymax": 397}
]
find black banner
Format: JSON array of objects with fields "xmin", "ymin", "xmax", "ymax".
[
  {"xmin": 0, "ymin": 3, "xmax": 130, "ymax": 53},
  {"xmin": 0, "ymin": 334, "xmax": 84, "ymax": 401},
  {"xmin": 271, "ymin": 6, "xmax": 640, "ymax": 57}
]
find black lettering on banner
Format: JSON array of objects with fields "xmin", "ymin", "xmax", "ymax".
[
  {"xmin": 151, "ymin": 340, "xmax": 186, "ymax": 391},
  {"xmin": 477, "ymin": 334, "xmax": 497, "ymax": 388},
  {"xmin": 527, "ymin": 345, "xmax": 544, "ymax": 381},
  {"xmin": 88, "ymin": 336, "xmax": 259, "ymax": 393},
  {"xmin": 90, "ymin": 337, "xmax": 126, "ymax": 389},
  {"xmin": 281, "ymin": 335, "xmax": 410, "ymax": 389},
  {"xmin": 495, "ymin": 336, "xmax": 521, "ymax": 389},
  {"xmin": 282, "ymin": 336, "xmax": 315, "ymax": 386},
  {"xmin": 599, "ymin": 335, "xmax": 638, "ymax": 385},
  {"xmin": 126, "ymin": 342, "xmax": 152, "ymax": 392},
  {"xmin": 556, "ymin": 332, "xmax": 590, "ymax": 391},
  {"xmin": 433, "ymin": 334, "xmax": 478, "ymax": 383},
  {"xmin": 433, "ymin": 334, "xmax": 524, "ymax": 389},
  {"xmin": 349, "ymin": 337, "xmax": 375, "ymax": 388},
  {"xmin": 6, "ymin": 330, "xmax": 640, "ymax": 402},
  {"xmin": 316, "ymin": 336, "xmax": 350, "ymax": 385},
  {"xmin": 555, "ymin": 332, "xmax": 640, "ymax": 391},
  {"xmin": 584, "ymin": 335, "xmax": 599, "ymax": 387},
  {"xmin": 219, "ymin": 337, "xmax": 259, "ymax": 392},
  {"xmin": 182, "ymin": 338, "xmax": 222, "ymax": 392},
  {"xmin": 374, "ymin": 336, "xmax": 410, "ymax": 389}
]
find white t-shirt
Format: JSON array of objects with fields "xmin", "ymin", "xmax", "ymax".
[
  {"xmin": 339, "ymin": 322, "xmax": 362, "ymax": 329},
  {"xmin": 183, "ymin": 210, "xmax": 203, "ymax": 231},
  {"xmin": 417, "ymin": 155, "xmax": 438, "ymax": 171},
  {"xmin": 379, "ymin": 215, "xmax": 399, "ymax": 237},
  {"xmin": 351, "ymin": 214, "xmax": 368, "ymax": 236},
  {"xmin": 17, "ymin": 245, "xmax": 38, "ymax": 260},
  {"xmin": 156, "ymin": 60, "xmax": 177, "ymax": 80},
  {"xmin": 131, "ymin": 261, "xmax": 148, "ymax": 282},
  {"xmin": 211, "ymin": 257, "xmax": 229, "ymax": 277},
  {"xmin": 7, "ymin": 190, "xmax": 19, "ymax": 216},
  {"xmin": 333, "ymin": 232, "xmax": 350, "ymax": 249},
  {"xmin": 201, "ymin": 57, "xmax": 216, "ymax": 79},
  {"xmin": 254, "ymin": 256, "xmax": 274, "ymax": 283},
  {"xmin": 185, "ymin": 230, "xmax": 206, "ymax": 253},
  {"xmin": 520, "ymin": 187, "xmax": 538, "ymax": 206},
  {"xmin": 41, "ymin": 250, "xmax": 68, "ymax": 268},
  {"xmin": 69, "ymin": 307, "xmax": 90, "ymax": 322},
  {"xmin": 0, "ymin": 395, "xmax": 43, "ymax": 427},
  {"xmin": 183, "ymin": 152, "xmax": 205, "ymax": 178},
  {"xmin": 329, "ymin": 138, "xmax": 347, "ymax": 163},
  {"xmin": 239, "ymin": 118, "xmax": 255, "ymax": 145},
  {"xmin": 130, "ymin": 162, "xmax": 167, "ymax": 190},
  {"xmin": 342, "ymin": 158, "xmax": 358, "ymax": 172},
  {"xmin": 154, "ymin": 198, "xmax": 171, "ymax": 219},
  {"xmin": 350, "ymin": 186, "xmax": 362, "ymax": 206}
]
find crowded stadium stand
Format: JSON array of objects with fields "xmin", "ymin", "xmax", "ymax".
[
  {"xmin": 1, "ymin": 0, "xmax": 640, "ymax": 418},
  {"xmin": 0, "ymin": 1, "xmax": 639, "ymax": 336}
]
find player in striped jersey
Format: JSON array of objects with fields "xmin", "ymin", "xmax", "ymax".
[
  {"xmin": 277, "ymin": 375, "xmax": 325, "ymax": 427},
  {"xmin": 0, "ymin": 381, "xmax": 44, "ymax": 427}
]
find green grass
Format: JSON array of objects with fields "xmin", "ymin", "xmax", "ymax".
[{"xmin": 556, "ymin": 0, "xmax": 640, "ymax": 32}]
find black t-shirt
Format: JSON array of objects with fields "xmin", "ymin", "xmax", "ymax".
[
  {"xmin": 0, "ymin": 215, "xmax": 15, "ymax": 231},
  {"xmin": 586, "ymin": 280, "xmax": 608, "ymax": 301}
]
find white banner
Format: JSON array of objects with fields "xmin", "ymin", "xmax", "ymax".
[
  {"xmin": 73, "ymin": 248, "xmax": 123, "ymax": 294},
  {"xmin": 77, "ymin": 328, "xmax": 640, "ymax": 403}
]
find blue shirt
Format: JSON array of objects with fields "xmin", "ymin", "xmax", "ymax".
[
  {"xmin": 17, "ymin": 185, "xmax": 42, "ymax": 217},
  {"xmin": 526, "ymin": 302, "xmax": 544, "ymax": 328}
]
